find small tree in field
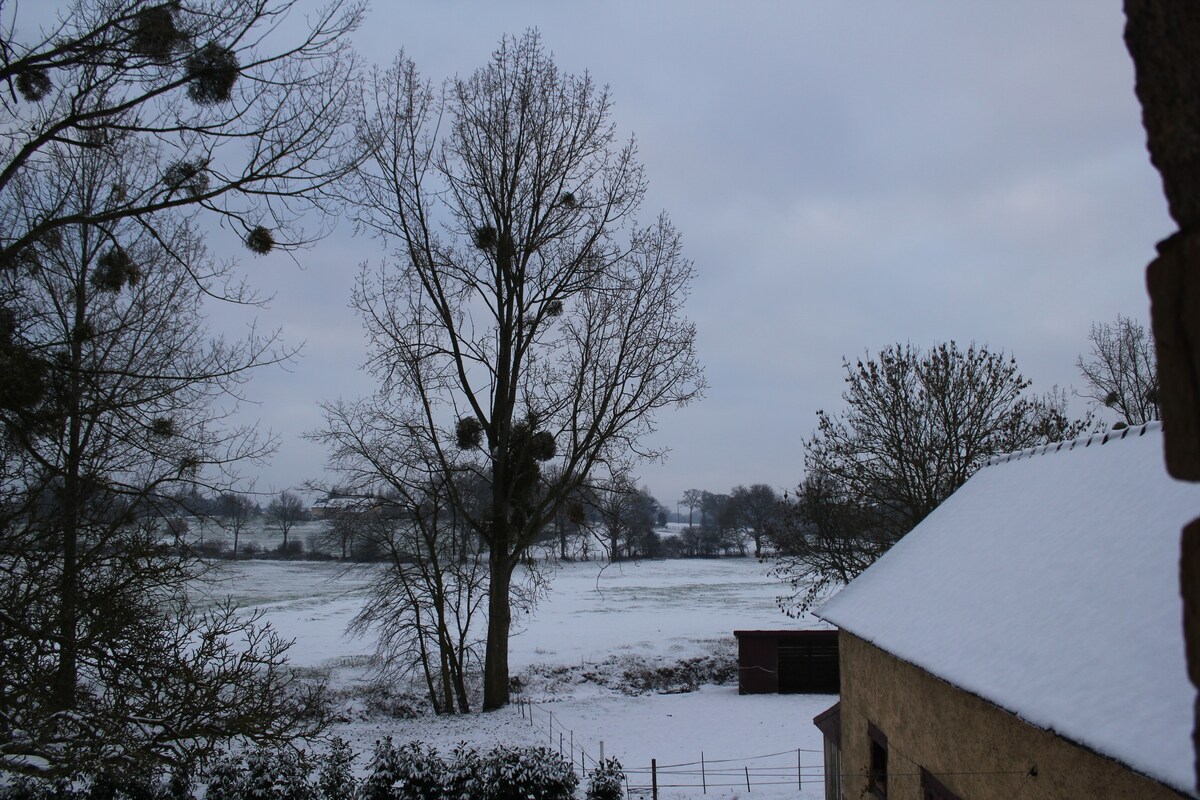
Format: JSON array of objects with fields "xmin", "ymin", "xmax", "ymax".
[
  {"xmin": 267, "ymin": 490, "xmax": 307, "ymax": 550},
  {"xmin": 347, "ymin": 490, "xmax": 488, "ymax": 715},
  {"xmin": 770, "ymin": 341, "xmax": 1091, "ymax": 614},
  {"xmin": 679, "ymin": 489, "xmax": 705, "ymax": 527},
  {"xmin": 583, "ymin": 475, "xmax": 660, "ymax": 562},
  {"xmin": 216, "ymin": 492, "xmax": 255, "ymax": 557},
  {"xmin": 730, "ymin": 484, "xmax": 780, "ymax": 558},
  {"xmin": 327, "ymin": 31, "xmax": 704, "ymax": 710}
]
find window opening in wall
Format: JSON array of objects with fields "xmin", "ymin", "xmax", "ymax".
[
  {"xmin": 868, "ymin": 723, "xmax": 888, "ymax": 798},
  {"xmin": 921, "ymin": 768, "xmax": 963, "ymax": 800}
]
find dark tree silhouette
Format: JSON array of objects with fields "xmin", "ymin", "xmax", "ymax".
[
  {"xmin": 266, "ymin": 490, "xmax": 307, "ymax": 550},
  {"xmin": 0, "ymin": 0, "xmax": 361, "ymax": 775},
  {"xmin": 327, "ymin": 31, "xmax": 704, "ymax": 710},
  {"xmin": 0, "ymin": 140, "xmax": 319, "ymax": 777},
  {"xmin": 770, "ymin": 342, "xmax": 1092, "ymax": 614},
  {"xmin": 0, "ymin": 0, "xmax": 362, "ymax": 270},
  {"xmin": 583, "ymin": 475, "xmax": 661, "ymax": 562},
  {"xmin": 730, "ymin": 483, "xmax": 780, "ymax": 558},
  {"xmin": 216, "ymin": 492, "xmax": 256, "ymax": 557}
]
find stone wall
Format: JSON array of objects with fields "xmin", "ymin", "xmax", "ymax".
[{"xmin": 836, "ymin": 631, "xmax": 1186, "ymax": 800}]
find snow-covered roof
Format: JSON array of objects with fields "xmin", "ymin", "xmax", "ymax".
[{"xmin": 816, "ymin": 422, "xmax": 1199, "ymax": 797}]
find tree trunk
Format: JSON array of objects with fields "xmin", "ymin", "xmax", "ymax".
[
  {"xmin": 482, "ymin": 547, "xmax": 513, "ymax": 710},
  {"xmin": 54, "ymin": 282, "xmax": 88, "ymax": 712},
  {"xmin": 54, "ymin": 479, "xmax": 79, "ymax": 711}
]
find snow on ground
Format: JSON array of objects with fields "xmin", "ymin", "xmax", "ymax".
[{"xmin": 199, "ymin": 557, "xmax": 834, "ymax": 799}]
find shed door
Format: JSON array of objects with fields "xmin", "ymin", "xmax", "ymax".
[{"xmin": 777, "ymin": 636, "xmax": 839, "ymax": 693}]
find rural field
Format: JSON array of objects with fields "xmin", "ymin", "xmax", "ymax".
[{"xmin": 194, "ymin": 556, "xmax": 836, "ymax": 799}]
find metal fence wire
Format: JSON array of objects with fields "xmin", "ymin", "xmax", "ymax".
[
  {"xmin": 517, "ymin": 699, "xmax": 822, "ymax": 797},
  {"xmin": 623, "ymin": 749, "xmax": 822, "ymax": 797}
]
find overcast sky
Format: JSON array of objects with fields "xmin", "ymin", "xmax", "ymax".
[{"xmin": 220, "ymin": 1, "xmax": 1172, "ymax": 509}]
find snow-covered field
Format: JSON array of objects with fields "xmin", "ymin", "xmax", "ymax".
[{"xmin": 198, "ymin": 557, "xmax": 836, "ymax": 799}]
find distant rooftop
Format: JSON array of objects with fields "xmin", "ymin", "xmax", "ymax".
[{"xmin": 817, "ymin": 422, "xmax": 1199, "ymax": 796}]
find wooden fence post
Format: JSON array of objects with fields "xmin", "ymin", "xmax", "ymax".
[
  {"xmin": 701, "ymin": 751, "xmax": 706, "ymax": 794},
  {"xmin": 744, "ymin": 765, "xmax": 751, "ymax": 793},
  {"xmin": 652, "ymin": 758, "xmax": 658, "ymax": 800}
]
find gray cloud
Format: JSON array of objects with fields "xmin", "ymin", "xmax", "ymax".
[{"xmin": 208, "ymin": 1, "xmax": 1169, "ymax": 506}]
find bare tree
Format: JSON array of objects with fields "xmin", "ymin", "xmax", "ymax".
[
  {"xmin": 770, "ymin": 342, "xmax": 1092, "ymax": 614},
  {"xmin": 216, "ymin": 492, "xmax": 255, "ymax": 557},
  {"xmin": 0, "ymin": 0, "xmax": 362, "ymax": 271},
  {"xmin": 266, "ymin": 490, "xmax": 307, "ymax": 550},
  {"xmin": 348, "ymin": 494, "xmax": 488, "ymax": 716},
  {"xmin": 0, "ymin": 0, "xmax": 362, "ymax": 769},
  {"xmin": 311, "ymin": 405, "xmax": 497, "ymax": 715},
  {"xmin": 768, "ymin": 474, "xmax": 892, "ymax": 615},
  {"xmin": 583, "ymin": 475, "xmax": 660, "ymax": 562},
  {"xmin": 323, "ymin": 506, "xmax": 360, "ymax": 561},
  {"xmin": 335, "ymin": 32, "xmax": 704, "ymax": 710},
  {"xmin": 729, "ymin": 483, "xmax": 780, "ymax": 558},
  {"xmin": 1076, "ymin": 314, "xmax": 1160, "ymax": 426},
  {"xmin": 0, "ymin": 138, "xmax": 318, "ymax": 777},
  {"xmin": 680, "ymin": 489, "xmax": 704, "ymax": 528}
]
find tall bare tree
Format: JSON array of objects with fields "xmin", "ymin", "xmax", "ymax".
[
  {"xmin": 0, "ymin": 0, "xmax": 361, "ymax": 776},
  {"xmin": 0, "ymin": 138, "xmax": 320, "ymax": 777},
  {"xmin": 333, "ymin": 32, "xmax": 704, "ymax": 710},
  {"xmin": 771, "ymin": 342, "xmax": 1092, "ymax": 614},
  {"xmin": 679, "ymin": 488, "xmax": 704, "ymax": 528},
  {"xmin": 1076, "ymin": 314, "xmax": 1160, "ymax": 426},
  {"xmin": 216, "ymin": 491, "xmax": 255, "ymax": 557}
]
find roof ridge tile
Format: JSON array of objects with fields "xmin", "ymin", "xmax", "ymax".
[{"xmin": 984, "ymin": 420, "xmax": 1162, "ymax": 468}]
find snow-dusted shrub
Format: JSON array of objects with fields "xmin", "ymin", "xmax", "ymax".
[
  {"xmin": 316, "ymin": 737, "xmax": 357, "ymax": 800},
  {"xmin": 475, "ymin": 746, "xmax": 578, "ymax": 800},
  {"xmin": 585, "ymin": 758, "xmax": 624, "ymax": 800},
  {"xmin": 360, "ymin": 738, "xmax": 401, "ymax": 800},
  {"xmin": 83, "ymin": 767, "xmax": 159, "ymax": 800},
  {"xmin": 204, "ymin": 753, "xmax": 245, "ymax": 800},
  {"xmin": 443, "ymin": 743, "xmax": 482, "ymax": 800},
  {"xmin": 273, "ymin": 750, "xmax": 315, "ymax": 800},
  {"xmin": 164, "ymin": 764, "xmax": 191, "ymax": 800},
  {"xmin": 242, "ymin": 747, "xmax": 313, "ymax": 800},
  {"xmin": 360, "ymin": 738, "xmax": 447, "ymax": 800},
  {"xmin": 577, "ymin": 650, "xmax": 736, "ymax": 696},
  {"xmin": 390, "ymin": 742, "xmax": 446, "ymax": 800},
  {"xmin": 0, "ymin": 777, "xmax": 78, "ymax": 800},
  {"xmin": 361, "ymin": 683, "xmax": 426, "ymax": 720}
]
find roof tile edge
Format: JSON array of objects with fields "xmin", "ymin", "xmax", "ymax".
[{"xmin": 984, "ymin": 421, "xmax": 1162, "ymax": 468}]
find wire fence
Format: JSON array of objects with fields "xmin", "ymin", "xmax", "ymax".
[
  {"xmin": 624, "ymin": 749, "xmax": 823, "ymax": 797},
  {"xmin": 514, "ymin": 699, "xmax": 823, "ymax": 797},
  {"xmin": 515, "ymin": 698, "xmax": 605, "ymax": 777}
]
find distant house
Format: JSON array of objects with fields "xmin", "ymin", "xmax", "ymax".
[
  {"xmin": 812, "ymin": 422, "xmax": 1199, "ymax": 800},
  {"xmin": 310, "ymin": 494, "xmax": 383, "ymax": 519}
]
